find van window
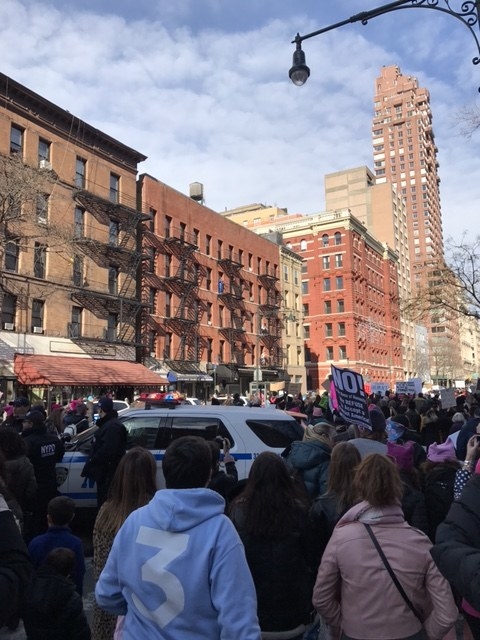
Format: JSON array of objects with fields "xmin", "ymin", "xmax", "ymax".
[
  {"xmin": 122, "ymin": 416, "xmax": 162, "ymax": 449},
  {"xmin": 245, "ymin": 419, "xmax": 303, "ymax": 447},
  {"xmin": 162, "ymin": 417, "xmax": 235, "ymax": 449}
]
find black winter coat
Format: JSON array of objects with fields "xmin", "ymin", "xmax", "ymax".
[
  {"xmin": 82, "ymin": 411, "xmax": 126, "ymax": 483},
  {"xmin": 431, "ymin": 473, "xmax": 480, "ymax": 610},
  {"xmin": 23, "ymin": 427, "xmax": 64, "ymax": 497},
  {"xmin": 400, "ymin": 474, "xmax": 429, "ymax": 536},
  {"xmin": 0, "ymin": 503, "xmax": 32, "ymax": 629},
  {"xmin": 22, "ymin": 566, "xmax": 91, "ymax": 640},
  {"xmin": 309, "ymin": 492, "xmax": 345, "ymax": 569},
  {"xmin": 230, "ymin": 501, "xmax": 315, "ymax": 633},
  {"xmin": 423, "ymin": 464, "xmax": 457, "ymax": 542}
]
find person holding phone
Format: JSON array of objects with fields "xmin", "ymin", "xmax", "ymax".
[{"xmin": 207, "ymin": 437, "xmax": 238, "ymax": 504}]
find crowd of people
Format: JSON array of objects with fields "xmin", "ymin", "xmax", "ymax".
[{"xmin": 1, "ymin": 387, "xmax": 480, "ymax": 639}]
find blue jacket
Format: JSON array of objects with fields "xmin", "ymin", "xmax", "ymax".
[
  {"xmin": 95, "ymin": 488, "xmax": 261, "ymax": 640},
  {"xmin": 28, "ymin": 527, "xmax": 85, "ymax": 595},
  {"xmin": 286, "ymin": 440, "xmax": 331, "ymax": 498}
]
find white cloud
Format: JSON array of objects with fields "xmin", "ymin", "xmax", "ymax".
[{"xmin": 0, "ymin": 0, "xmax": 478, "ymax": 241}]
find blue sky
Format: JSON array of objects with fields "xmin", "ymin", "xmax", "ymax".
[{"xmin": 1, "ymin": 0, "xmax": 479, "ymax": 242}]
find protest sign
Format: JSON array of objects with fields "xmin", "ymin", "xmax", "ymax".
[
  {"xmin": 331, "ymin": 365, "xmax": 371, "ymax": 429},
  {"xmin": 370, "ymin": 382, "xmax": 389, "ymax": 397}
]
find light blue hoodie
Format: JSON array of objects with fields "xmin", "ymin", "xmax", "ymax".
[{"xmin": 95, "ymin": 488, "xmax": 261, "ymax": 640}]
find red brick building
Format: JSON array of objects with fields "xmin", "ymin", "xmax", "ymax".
[
  {"xmin": 138, "ymin": 175, "xmax": 288, "ymax": 399},
  {"xmin": 223, "ymin": 207, "xmax": 403, "ymax": 391}
]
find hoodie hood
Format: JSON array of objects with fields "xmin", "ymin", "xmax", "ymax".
[
  {"xmin": 287, "ymin": 439, "xmax": 331, "ymax": 471},
  {"xmin": 146, "ymin": 487, "xmax": 226, "ymax": 532}
]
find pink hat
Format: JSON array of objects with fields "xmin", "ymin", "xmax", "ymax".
[
  {"xmin": 427, "ymin": 440, "xmax": 456, "ymax": 463},
  {"xmin": 475, "ymin": 459, "xmax": 480, "ymax": 475},
  {"xmin": 2, "ymin": 405, "xmax": 14, "ymax": 417},
  {"xmin": 387, "ymin": 441, "xmax": 414, "ymax": 472}
]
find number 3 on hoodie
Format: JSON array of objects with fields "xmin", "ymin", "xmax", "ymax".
[{"xmin": 132, "ymin": 526, "xmax": 189, "ymax": 628}]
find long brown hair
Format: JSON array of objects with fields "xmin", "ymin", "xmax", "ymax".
[
  {"xmin": 326, "ymin": 442, "xmax": 361, "ymax": 513},
  {"xmin": 95, "ymin": 447, "xmax": 157, "ymax": 534},
  {"xmin": 354, "ymin": 453, "xmax": 403, "ymax": 508},
  {"xmin": 229, "ymin": 451, "xmax": 309, "ymax": 537}
]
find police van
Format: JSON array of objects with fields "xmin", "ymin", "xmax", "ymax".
[{"xmin": 56, "ymin": 405, "xmax": 303, "ymax": 507}]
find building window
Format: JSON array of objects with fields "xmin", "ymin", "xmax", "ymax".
[
  {"xmin": 324, "ymin": 300, "xmax": 332, "ymax": 314},
  {"xmin": 206, "ymin": 268, "xmax": 212, "ymax": 291},
  {"xmin": 336, "ymin": 276, "xmax": 344, "ymax": 289},
  {"xmin": 335, "ymin": 254, "xmax": 343, "ymax": 268},
  {"xmin": 108, "ymin": 265, "xmax": 118, "ymax": 294},
  {"xmin": 322, "ymin": 256, "xmax": 330, "ymax": 269},
  {"xmin": 72, "ymin": 255, "xmax": 83, "ymax": 286},
  {"xmin": 10, "ymin": 125, "xmax": 23, "ymax": 155},
  {"xmin": 339, "ymin": 345, "xmax": 347, "ymax": 360},
  {"xmin": 33, "ymin": 243, "xmax": 46, "ymax": 279},
  {"xmin": 283, "ymin": 265, "xmax": 289, "ymax": 282},
  {"xmin": 217, "ymin": 240, "xmax": 223, "ymax": 259},
  {"xmin": 149, "ymin": 288, "xmax": 156, "ymax": 315},
  {"xmin": 74, "ymin": 207, "xmax": 85, "ymax": 238},
  {"xmin": 338, "ymin": 322, "xmax": 346, "ymax": 336},
  {"xmin": 75, "ymin": 157, "xmax": 86, "ymax": 188},
  {"xmin": 205, "ymin": 234, "xmax": 211, "ymax": 256},
  {"xmin": 164, "ymin": 332, "xmax": 172, "ymax": 359},
  {"xmin": 109, "ymin": 220, "xmax": 119, "ymax": 246},
  {"xmin": 323, "ymin": 278, "xmax": 331, "ymax": 292},
  {"xmin": 38, "ymin": 139, "xmax": 51, "ymax": 167},
  {"xmin": 326, "ymin": 346, "xmax": 334, "ymax": 360},
  {"xmin": 70, "ymin": 306, "xmax": 82, "ymax": 338},
  {"xmin": 31, "ymin": 299, "xmax": 44, "ymax": 331},
  {"xmin": 109, "ymin": 173, "xmax": 120, "ymax": 203},
  {"xmin": 36, "ymin": 194, "xmax": 49, "ymax": 225},
  {"xmin": 165, "ymin": 292, "xmax": 172, "ymax": 317},
  {"xmin": 294, "ymin": 269, "xmax": 299, "ymax": 285},
  {"xmin": 5, "ymin": 240, "xmax": 19, "ymax": 272},
  {"xmin": 304, "ymin": 325, "xmax": 310, "ymax": 339},
  {"xmin": 325, "ymin": 323, "xmax": 333, "ymax": 337},
  {"xmin": 106, "ymin": 313, "xmax": 117, "ymax": 341},
  {"xmin": 1, "ymin": 294, "xmax": 17, "ymax": 328},
  {"xmin": 300, "ymin": 239, "xmax": 307, "ymax": 251},
  {"xmin": 322, "ymin": 234, "xmax": 329, "ymax": 247},
  {"xmin": 337, "ymin": 299, "xmax": 345, "ymax": 313},
  {"xmin": 301, "ymin": 281, "xmax": 309, "ymax": 295},
  {"xmin": 303, "ymin": 303, "xmax": 309, "ymax": 316},
  {"xmin": 149, "ymin": 208, "xmax": 156, "ymax": 233},
  {"xmin": 334, "ymin": 232, "xmax": 342, "ymax": 245}
]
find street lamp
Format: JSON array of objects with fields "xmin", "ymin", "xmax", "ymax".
[{"xmin": 289, "ymin": 0, "xmax": 480, "ymax": 88}]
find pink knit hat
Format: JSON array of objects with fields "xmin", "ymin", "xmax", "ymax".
[
  {"xmin": 475, "ymin": 459, "xmax": 480, "ymax": 475},
  {"xmin": 427, "ymin": 440, "xmax": 456, "ymax": 463},
  {"xmin": 387, "ymin": 441, "xmax": 414, "ymax": 472}
]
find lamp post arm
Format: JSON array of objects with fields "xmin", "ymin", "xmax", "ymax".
[{"xmin": 292, "ymin": 0, "xmax": 480, "ymax": 68}]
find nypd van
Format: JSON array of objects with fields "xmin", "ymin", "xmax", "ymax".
[{"xmin": 56, "ymin": 405, "xmax": 303, "ymax": 507}]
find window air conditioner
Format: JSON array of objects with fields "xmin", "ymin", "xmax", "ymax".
[
  {"xmin": 33, "ymin": 326, "xmax": 43, "ymax": 334},
  {"xmin": 39, "ymin": 159, "xmax": 52, "ymax": 170},
  {"xmin": 3, "ymin": 322, "xmax": 15, "ymax": 331}
]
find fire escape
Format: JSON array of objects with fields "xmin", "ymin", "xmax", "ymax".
[
  {"xmin": 71, "ymin": 190, "xmax": 146, "ymax": 345},
  {"xmin": 155, "ymin": 226, "xmax": 208, "ymax": 373},
  {"xmin": 218, "ymin": 252, "xmax": 251, "ymax": 371},
  {"xmin": 257, "ymin": 269, "xmax": 284, "ymax": 369}
]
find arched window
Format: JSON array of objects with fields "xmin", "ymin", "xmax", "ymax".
[
  {"xmin": 322, "ymin": 234, "xmax": 329, "ymax": 247},
  {"xmin": 300, "ymin": 239, "xmax": 307, "ymax": 252},
  {"xmin": 334, "ymin": 232, "xmax": 342, "ymax": 245}
]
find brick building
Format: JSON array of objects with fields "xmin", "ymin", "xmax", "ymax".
[
  {"xmin": 222, "ymin": 206, "xmax": 403, "ymax": 391},
  {"xmin": 138, "ymin": 175, "xmax": 292, "ymax": 399},
  {"xmin": 0, "ymin": 73, "xmax": 164, "ymax": 401}
]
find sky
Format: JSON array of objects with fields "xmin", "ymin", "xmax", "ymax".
[{"xmin": 1, "ymin": 0, "xmax": 479, "ymax": 243}]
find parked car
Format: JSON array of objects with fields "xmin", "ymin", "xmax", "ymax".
[
  {"xmin": 182, "ymin": 397, "xmax": 202, "ymax": 405},
  {"xmin": 91, "ymin": 399, "xmax": 130, "ymax": 422},
  {"xmin": 56, "ymin": 406, "xmax": 303, "ymax": 507}
]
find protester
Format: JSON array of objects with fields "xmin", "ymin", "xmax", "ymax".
[
  {"xmin": 432, "ymin": 458, "xmax": 480, "ymax": 639},
  {"xmin": 421, "ymin": 440, "xmax": 460, "ymax": 542},
  {"xmin": 309, "ymin": 442, "xmax": 361, "ymax": 565},
  {"xmin": 91, "ymin": 447, "xmax": 157, "ymax": 640},
  {"xmin": 95, "ymin": 436, "xmax": 261, "ymax": 639},
  {"xmin": 387, "ymin": 440, "xmax": 429, "ymax": 535},
  {"xmin": 22, "ymin": 547, "xmax": 91, "ymax": 640},
  {"xmin": 81, "ymin": 396, "xmax": 127, "ymax": 507},
  {"xmin": 28, "ymin": 496, "xmax": 85, "ymax": 596},
  {"xmin": 456, "ymin": 406, "xmax": 480, "ymax": 462},
  {"xmin": 348, "ymin": 407, "xmax": 387, "ymax": 458},
  {"xmin": 207, "ymin": 437, "xmax": 238, "ymax": 503},
  {"xmin": 229, "ymin": 452, "xmax": 315, "ymax": 639},
  {"xmin": 313, "ymin": 453, "xmax": 458, "ymax": 640},
  {"xmin": 0, "ymin": 428, "xmax": 37, "ymax": 536},
  {"xmin": 0, "ymin": 493, "xmax": 32, "ymax": 637},
  {"xmin": 285, "ymin": 422, "xmax": 335, "ymax": 498},
  {"xmin": 1, "ymin": 397, "xmax": 30, "ymax": 433}
]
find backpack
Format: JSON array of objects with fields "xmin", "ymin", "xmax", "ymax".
[{"xmin": 424, "ymin": 466, "xmax": 455, "ymax": 541}]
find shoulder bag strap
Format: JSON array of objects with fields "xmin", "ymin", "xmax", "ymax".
[{"xmin": 363, "ymin": 523, "xmax": 423, "ymax": 623}]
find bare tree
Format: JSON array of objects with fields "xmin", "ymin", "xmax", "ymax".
[
  {"xmin": 403, "ymin": 234, "xmax": 480, "ymax": 323},
  {"xmin": 457, "ymin": 104, "xmax": 480, "ymax": 139}
]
